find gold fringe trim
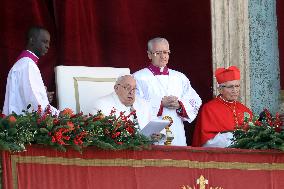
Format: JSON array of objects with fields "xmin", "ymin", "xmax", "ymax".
[{"xmin": 11, "ymin": 155, "xmax": 284, "ymax": 170}]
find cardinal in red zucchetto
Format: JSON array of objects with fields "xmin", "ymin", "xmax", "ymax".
[{"xmin": 192, "ymin": 66, "xmax": 253, "ymax": 147}]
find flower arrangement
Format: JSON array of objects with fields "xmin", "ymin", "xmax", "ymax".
[
  {"xmin": 0, "ymin": 105, "xmax": 152, "ymax": 152},
  {"xmin": 230, "ymin": 109, "xmax": 284, "ymax": 151}
]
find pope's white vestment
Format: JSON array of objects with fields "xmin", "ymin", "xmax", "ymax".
[
  {"xmin": 91, "ymin": 92, "xmax": 153, "ymax": 130},
  {"xmin": 133, "ymin": 68, "xmax": 202, "ymax": 146},
  {"xmin": 3, "ymin": 51, "xmax": 58, "ymax": 115}
]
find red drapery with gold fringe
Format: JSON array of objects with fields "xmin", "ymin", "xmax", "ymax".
[{"xmin": 2, "ymin": 145, "xmax": 284, "ymax": 189}]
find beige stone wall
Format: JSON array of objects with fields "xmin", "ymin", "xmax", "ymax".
[{"xmin": 211, "ymin": 0, "xmax": 250, "ymax": 107}]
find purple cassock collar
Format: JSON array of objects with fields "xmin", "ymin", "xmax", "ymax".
[
  {"xmin": 16, "ymin": 50, "xmax": 39, "ymax": 64},
  {"xmin": 147, "ymin": 64, "xmax": 169, "ymax": 75}
]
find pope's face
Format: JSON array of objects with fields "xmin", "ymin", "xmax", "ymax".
[
  {"xmin": 218, "ymin": 80, "xmax": 240, "ymax": 101},
  {"xmin": 115, "ymin": 76, "xmax": 136, "ymax": 107},
  {"xmin": 147, "ymin": 41, "xmax": 170, "ymax": 68}
]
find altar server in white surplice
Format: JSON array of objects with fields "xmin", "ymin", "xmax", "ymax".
[
  {"xmin": 91, "ymin": 75, "xmax": 153, "ymax": 130},
  {"xmin": 3, "ymin": 26, "xmax": 58, "ymax": 115},
  {"xmin": 133, "ymin": 37, "xmax": 202, "ymax": 146}
]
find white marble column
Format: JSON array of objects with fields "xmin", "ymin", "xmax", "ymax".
[{"xmin": 248, "ymin": 0, "xmax": 280, "ymax": 114}]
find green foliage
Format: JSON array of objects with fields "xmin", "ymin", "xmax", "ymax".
[
  {"xmin": 0, "ymin": 106, "xmax": 152, "ymax": 152},
  {"xmin": 230, "ymin": 109, "xmax": 284, "ymax": 151}
]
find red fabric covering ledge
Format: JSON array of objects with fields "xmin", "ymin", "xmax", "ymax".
[{"xmin": 2, "ymin": 145, "xmax": 284, "ymax": 189}]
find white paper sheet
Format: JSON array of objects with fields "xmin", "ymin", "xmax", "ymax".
[{"xmin": 140, "ymin": 119, "xmax": 170, "ymax": 137}]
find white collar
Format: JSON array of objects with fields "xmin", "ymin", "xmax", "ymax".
[{"xmin": 26, "ymin": 50, "xmax": 39, "ymax": 59}]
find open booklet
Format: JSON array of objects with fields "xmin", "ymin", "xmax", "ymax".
[{"xmin": 140, "ymin": 119, "xmax": 170, "ymax": 137}]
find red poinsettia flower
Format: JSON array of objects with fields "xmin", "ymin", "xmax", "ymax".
[
  {"xmin": 126, "ymin": 110, "xmax": 136, "ymax": 118},
  {"xmin": 67, "ymin": 121, "xmax": 75, "ymax": 131},
  {"xmin": 264, "ymin": 109, "xmax": 272, "ymax": 120},
  {"xmin": 113, "ymin": 122, "xmax": 122, "ymax": 132},
  {"xmin": 44, "ymin": 105, "xmax": 52, "ymax": 115},
  {"xmin": 71, "ymin": 112, "xmax": 83, "ymax": 118},
  {"xmin": 110, "ymin": 108, "xmax": 116, "ymax": 116},
  {"xmin": 126, "ymin": 126, "xmax": 134, "ymax": 135},
  {"xmin": 242, "ymin": 122, "xmax": 249, "ymax": 132},
  {"xmin": 37, "ymin": 105, "xmax": 42, "ymax": 115},
  {"xmin": 51, "ymin": 128, "xmax": 71, "ymax": 145},
  {"xmin": 93, "ymin": 114, "xmax": 105, "ymax": 121},
  {"xmin": 267, "ymin": 120, "xmax": 273, "ymax": 126},
  {"xmin": 36, "ymin": 113, "xmax": 49, "ymax": 125},
  {"xmin": 53, "ymin": 118, "xmax": 60, "ymax": 125},
  {"xmin": 0, "ymin": 113, "xmax": 6, "ymax": 118},
  {"xmin": 273, "ymin": 112, "xmax": 282, "ymax": 127},
  {"xmin": 254, "ymin": 120, "xmax": 262, "ymax": 126},
  {"xmin": 60, "ymin": 108, "xmax": 74, "ymax": 117},
  {"xmin": 112, "ymin": 132, "xmax": 121, "ymax": 139},
  {"xmin": 116, "ymin": 141, "xmax": 123, "ymax": 145},
  {"xmin": 8, "ymin": 115, "xmax": 17, "ymax": 123},
  {"xmin": 274, "ymin": 125, "xmax": 282, "ymax": 133},
  {"xmin": 73, "ymin": 131, "xmax": 87, "ymax": 145}
]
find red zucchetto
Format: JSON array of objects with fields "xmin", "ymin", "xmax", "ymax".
[{"xmin": 215, "ymin": 66, "xmax": 240, "ymax": 84}]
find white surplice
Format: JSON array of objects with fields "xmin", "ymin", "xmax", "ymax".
[
  {"xmin": 133, "ymin": 68, "xmax": 202, "ymax": 146},
  {"xmin": 3, "ymin": 56, "xmax": 58, "ymax": 115},
  {"xmin": 91, "ymin": 92, "xmax": 153, "ymax": 129}
]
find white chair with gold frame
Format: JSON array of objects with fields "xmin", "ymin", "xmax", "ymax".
[{"xmin": 55, "ymin": 66, "xmax": 130, "ymax": 114}]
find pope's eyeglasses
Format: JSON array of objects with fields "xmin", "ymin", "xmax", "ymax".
[
  {"xmin": 117, "ymin": 84, "xmax": 137, "ymax": 93},
  {"xmin": 150, "ymin": 50, "xmax": 171, "ymax": 57}
]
